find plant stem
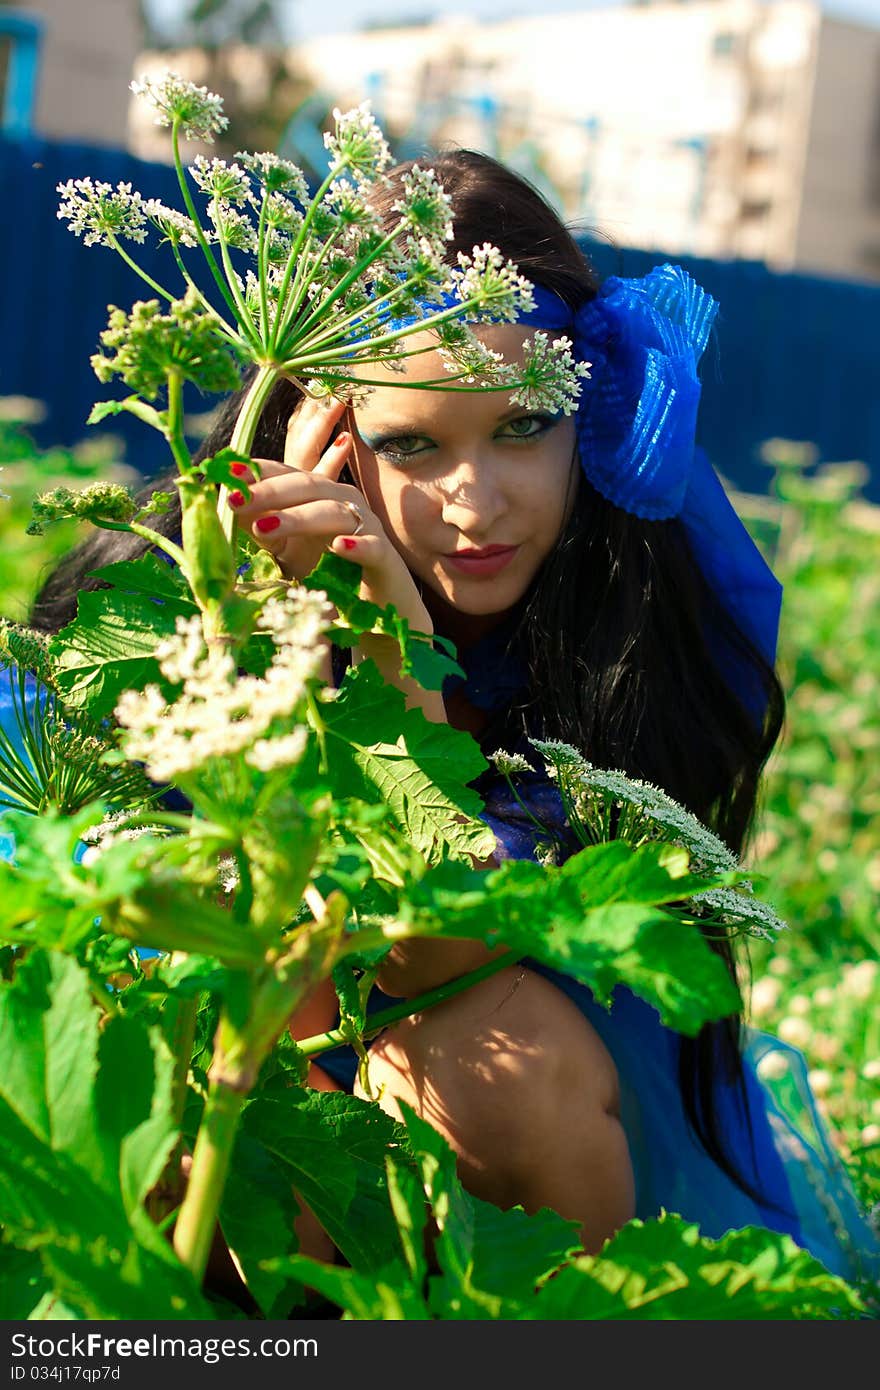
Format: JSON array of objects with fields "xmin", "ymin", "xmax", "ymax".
[
  {"xmin": 297, "ymin": 949, "xmax": 521, "ymax": 1057},
  {"xmin": 218, "ymin": 364, "xmax": 280, "ymax": 542},
  {"xmin": 172, "ymin": 1073, "xmax": 246, "ymax": 1282}
]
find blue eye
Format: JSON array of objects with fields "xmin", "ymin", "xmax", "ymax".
[{"xmin": 496, "ymin": 414, "xmax": 558, "ymax": 441}]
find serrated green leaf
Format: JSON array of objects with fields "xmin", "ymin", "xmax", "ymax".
[
  {"xmin": 87, "ymin": 553, "xmax": 195, "ymax": 606},
  {"xmin": 526, "ymin": 1213, "xmax": 866, "ymax": 1320},
  {"xmin": 0, "ymin": 951, "xmax": 210, "ymax": 1318},
  {"xmin": 322, "ymin": 662, "xmax": 494, "ymax": 862},
  {"xmin": 265, "ymin": 1253, "xmax": 431, "ymax": 1319},
  {"xmin": 242, "ymin": 1090, "xmax": 410, "ymax": 1274},
  {"xmin": 305, "ymin": 552, "xmax": 462, "ymax": 692},
  {"xmin": 220, "ymin": 1129, "xmax": 302, "ymax": 1318},
  {"xmin": 396, "ymin": 846, "xmax": 740, "ymax": 1033},
  {"xmin": 48, "ymin": 585, "xmax": 193, "ymax": 717}
]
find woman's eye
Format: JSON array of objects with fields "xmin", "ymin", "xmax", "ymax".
[
  {"xmin": 497, "ymin": 414, "xmax": 556, "ymax": 441},
  {"xmin": 372, "ymin": 435, "xmax": 432, "ymax": 464}
]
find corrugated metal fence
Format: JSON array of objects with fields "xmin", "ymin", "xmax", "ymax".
[{"xmin": 2, "ymin": 133, "xmax": 879, "ymax": 499}]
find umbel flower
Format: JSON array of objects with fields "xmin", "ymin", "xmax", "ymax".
[
  {"xmin": 56, "ymin": 72, "xmax": 591, "ymax": 448},
  {"xmin": 530, "ymin": 738, "xmax": 786, "ymax": 940},
  {"xmin": 115, "ymin": 589, "xmax": 334, "ymax": 784}
]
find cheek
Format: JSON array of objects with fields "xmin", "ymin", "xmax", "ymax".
[{"xmin": 360, "ymin": 468, "xmax": 435, "ymax": 551}]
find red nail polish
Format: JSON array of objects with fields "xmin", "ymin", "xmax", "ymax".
[
  {"xmin": 341, "ymin": 537, "xmax": 357, "ymax": 550},
  {"xmin": 255, "ymin": 515, "xmax": 281, "ymax": 534},
  {"xmin": 228, "ymin": 490, "xmax": 245, "ymax": 508},
  {"xmin": 230, "ymin": 462, "xmax": 250, "ymax": 478}
]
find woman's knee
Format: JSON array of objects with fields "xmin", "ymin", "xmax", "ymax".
[{"xmin": 353, "ymin": 967, "xmax": 633, "ymax": 1234}]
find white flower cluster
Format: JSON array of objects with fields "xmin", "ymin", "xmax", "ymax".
[
  {"xmin": 489, "ymin": 749, "xmax": 533, "ymax": 776},
  {"xmin": 323, "ymin": 102, "xmax": 392, "ymax": 183},
  {"xmin": 530, "ymin": 736, "xmax": 784, "ymax": 937},
  {"xmin": 131, "ymin": 71, "xmax": 228, "ymax": 142},
  {"xmin": 236, "ymin": 152, "xmax": 310, "ymax": 202},
  {"xmin": 391, "ymin": 165, "xmax": 454, "ymax": 251},
  {"xmin": 116, "ymin": 588, "xmax": 333, "ymax": 783},
  {"xmin": 143, "ymin": 199, "xmax": 199, "ymax": 248},
  {"xmin": 689, "ymin": 885, "xmax": 786, "ymax": 940},
  {"xmin": 450, "ymin": 243, "xmax": 536, "ymax": 324},
  {"xmin": 511, "ymin": 333, "xmax": 592, "ymax": 416},
  {"xmin": 56, "ymin": 179, "xmax": 147, "ymax": 249},
  {"xmin": 190, "ymin": 156, "xmax": 252, "ymax": 206}
]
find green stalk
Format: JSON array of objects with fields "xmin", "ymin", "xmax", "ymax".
[
  {"xmin": 167, "ymin": 239, "xmax": 242, "ymax": 347},
  {"xmin": 171, "ymin": 116, "xmax": 243, "ymax": 328},
  {"xmin": 92, "ymin": 518, "xmax": 186, "ymax": 570},
  {"xmin": 172, "ymin": 1072, "xmax": 246, "ymax": 1282},
  {"xmin": 165, "ymin": 369, "xmax": 193, "ymax": 475},
  {"xmin": 217, "ymin": 364, "xmax": 280, "ymax": 543},
  {"xmin": 107, "ymin": 233, "xmax": 174, "ymax": 302},
  {"xmin": 267, "ymin": 166, "xmax": 340, "ymax": 354},
  {"xmin": 297, "ymin": 949, "xmax": 521, "ymax": 1058}
]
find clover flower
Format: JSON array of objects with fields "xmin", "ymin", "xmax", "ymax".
[
  {"xmin": 236, "ymin": 152, "xmax": 310, "ymax": 202},
  {"xmin": 116, "ymin": 590, "xmax": 333, "ymax": 784},
  {"xmin": 323, "ymin": 103, "xmax": 392, "ymax": 183},
  {"xmin": 130, "ymin": 71, "xmax": 228, "ymax": 142},
  {"xmin": 143, "ymin": 199, "xmax": 199, "ymax": 248},
  {"xmin": 190, "ymin": 156, "xmax": 252, "ymax": 206},
  {"xmin": 91, "ymin": 287, "xmax": 244, "ymax": 399},
  {"xmin": 511, "ymin": 334, "xmax": 592, "ymax": 416},
  {"xmin": 56, "ymin": 178, "xmax": 147, "ymax": 249}
]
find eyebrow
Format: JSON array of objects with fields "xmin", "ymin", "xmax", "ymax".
[{"xmin": 361, "ymin": 405, "xmax": 537, "ymax": 434}]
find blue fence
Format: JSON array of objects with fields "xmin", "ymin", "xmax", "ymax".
[{"xmin": 2, "ymin": 133, "xmax": 879, "ymax": 499}]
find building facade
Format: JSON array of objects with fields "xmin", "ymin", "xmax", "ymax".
[{"xmin": 270, "ymin": 1, "xmax": 880, "ymax": 283}]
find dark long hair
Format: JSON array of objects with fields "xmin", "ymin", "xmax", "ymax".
[{"xmin": 30, "ymin": 149, "xmax": 785, "ymax": 1205}]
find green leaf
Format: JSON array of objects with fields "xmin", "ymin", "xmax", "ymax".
[
  {"xmin": 0, "ymin": 1246, "xmax": 50, "ymax": 1319},
  {"xmin": 526, "ymin": 1214, "xmax": 866, "ymax": 1320},
  {"xmin": 87, "ymin": 397, "xmax": 163, "ymax": 432},
  {"xmin": 48, "ymin": 583, "xmax": 195, "ymax": 717},
  {"xmin": 305, "ymin": 552, "xmax": 462, "ymax": 692},
  {"xmin": 396, "ymin": 844, "xmax": 740, "ymax": 1034},
  {"xmin": 87, "ymin": 552, "xmax": 194, "ymax": 605},
  {"xmin": 220, "ymin": 1129, "xmax": 302, "ymax": 1318},
  {"xmin": 200, "ymin": 449, "xmax": 258, "ymax": 493},
  {"xmin": 322, "ymin": 661, "xmax": 495, "ymax": 862},
  {"xmin": 242, "ymin": 1090, "xmax": 411, "ymax": 1274},
  {"xmin": 0, "ymin": 950, "xmax": 211, "ymax": 1318},
  {"xmin": 266, "ymin": 1253, "xmax": 431, "ymax": 1319}
]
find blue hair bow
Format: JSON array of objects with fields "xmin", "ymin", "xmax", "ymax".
[{"xmin": 520, "ymin": 265, "xmax": 782, "ymax": 673}]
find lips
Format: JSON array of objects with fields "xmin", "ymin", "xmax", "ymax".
[{"xmin": 443, "ymin": 544, "xmax": 519, "ymax": 577}]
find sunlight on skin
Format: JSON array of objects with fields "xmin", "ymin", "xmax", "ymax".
[{"xmin": 348, "ymin": 325, "xmax": 578, "ymax": 648}]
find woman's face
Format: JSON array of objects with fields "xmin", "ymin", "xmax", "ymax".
[{"xmin": 351, "ymin": 326, "xmax": 577, "ymax": 639}]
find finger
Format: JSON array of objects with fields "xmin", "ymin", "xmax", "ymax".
[
  {"xmin": 328, "ymin": 532, "xmax": 386, "ymax": 570},
  {"xmin": 228, "ymin": 467, "xmax": 364, "ymax": 524},
  {"xmin": 284, "ymin": 395, "xmax": 348, "ymax": 472},
  {"xmin": 250, "ymin": 497, "xmax": 374, "ymax": 545},
  {"xmin": 312, "ymin": 430, "xmax": 353, "ymax": 479}
]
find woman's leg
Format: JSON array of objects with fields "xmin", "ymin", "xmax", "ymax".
[{"xmin": 353, "ymin": 965, "xmax": 635, "ymax": 1253}]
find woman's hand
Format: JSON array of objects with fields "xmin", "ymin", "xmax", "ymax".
[{"xmin": 227, "ymin": 395, "xmax": 430, "ymax": 631}]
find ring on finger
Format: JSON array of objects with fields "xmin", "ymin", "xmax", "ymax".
[{"xmin": 343, "ymin": 500, "xmax": 365, "ymax": 537}]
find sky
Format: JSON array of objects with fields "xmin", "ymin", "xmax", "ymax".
[{"xmin": 148, "ymin": 0, "xmax": 880, "ymax": 41}]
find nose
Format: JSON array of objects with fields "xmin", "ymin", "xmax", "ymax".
[{"xmin": 434, "ymin": 453, "xmax": 508, "ymax": 537}]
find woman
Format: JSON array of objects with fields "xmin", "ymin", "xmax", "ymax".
[{"xmin": 31, "ymin": 152, "xmax": 877, "ymax": 1281}]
